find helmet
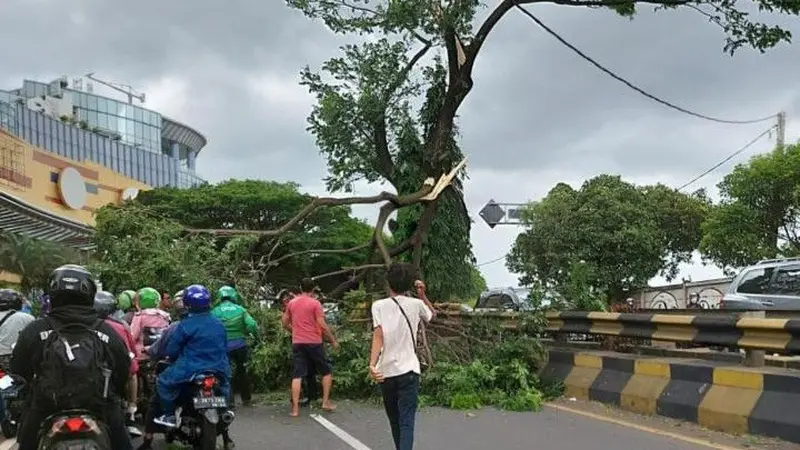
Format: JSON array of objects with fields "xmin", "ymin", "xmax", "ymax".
[
  {"xmin": 0, "ymin": 289, "xmax": 23, "ymax": 311},
  {"xmin": 137, "ymin": 287, "xmax": 160, "ymax": 309},
  {"xmin": 173, "ymin": 290, "xmax": 187, "ymax": 319},
  {"xmin": 94, "ymin": 291, "xmax": 117, "ymax": 319},
  {"xmin": 48, "ymin": 264, "xmax": 97, "ymax": 309},
  {"xmin": 184, "ymin": 285, "xmax": 211, "ymax": 310},
  {"xmin": 216, "ymin": 286, "xmax": 238, "ymax": 303},
  {"xmin": 117, "ymin": 290, "xmax": 136, "ymax": 311}
]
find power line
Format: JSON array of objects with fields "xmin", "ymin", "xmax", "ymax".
[
  {"xmin": 513, "ymin": 4, "xmax": 777, "ymax": 125},
  {"xmin": 477, "ymin": 253, "xmax": 509, "ymax": 267},
  {"xmin": 676, "ymin": 126, "xmax": 776, "ymax": 191}
]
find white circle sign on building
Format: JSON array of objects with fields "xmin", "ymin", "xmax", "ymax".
[
  {"xmin": 57, "ymin": 167, "xmax": 87, "ymax": 210},
  {"xmin": 121, "ymin": 187, "xmax": 140, "ymax": 201}
]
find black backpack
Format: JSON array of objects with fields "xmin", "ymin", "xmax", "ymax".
[{"xmin": 36, "ymin": 318, "xmax": 112, "ymax": 411}]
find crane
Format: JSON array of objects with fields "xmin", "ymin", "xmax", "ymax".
[{"xmin": 84, "ymin": 72, "xmax": 146, "ymax": 105}]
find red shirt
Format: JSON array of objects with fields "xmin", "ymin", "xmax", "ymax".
[
  {"xmin": 285, "ymin": 295, "xmax": 323, "ymax": 344},
  {"xmin": 104, "ymin": 318, "xmax": 139, "ymax": 375}
]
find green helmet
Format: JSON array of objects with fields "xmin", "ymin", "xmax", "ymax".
[
  {"xmin": 117, "ymin": 290, "xmax": 136, "ymax": 311},
  {"xmin": 216, "ymin": 285, "xmax": 239, "ymax": 303},
  {"xmin": 137, "ymin": 287, "xmax": 160, "ymax": 309}
]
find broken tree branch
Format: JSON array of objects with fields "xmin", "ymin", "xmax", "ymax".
[{"xmin": 266, "ymin": 242, "xmax": 371, "ymax": 268}]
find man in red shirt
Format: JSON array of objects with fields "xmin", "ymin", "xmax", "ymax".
[{"xmin": 282, "ymin": 278, "xmax": 339, "ymax": 417}]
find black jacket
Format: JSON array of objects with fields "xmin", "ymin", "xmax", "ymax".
[{"xmin": 10, "ymin": 305, "xmax": 131, "ymax": 403}]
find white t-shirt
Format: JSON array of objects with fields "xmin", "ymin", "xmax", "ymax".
[
  {"xmin": 371, "ymin": 295, "xmax": 433, "ymax": 378},
  {"xmin": 0, "ymin": 310, "xmax": 34, "ymax": 356}
]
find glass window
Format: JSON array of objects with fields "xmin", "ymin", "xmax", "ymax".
[
  {"xmin": 766, "ymin": 266, "xmax": 800, "ymax": 296},
  {"xmin": 87, "ymin": 110, "xmax": 97, "ymax": 125},
  {"xmin": 116, "ymin": 101, "xmax": 127, "ymax": 117},
  {"xmin": 134, "ymin": 121, "xmax": 143, "ymax": 138},
  {"xmin": 79, "ymin": 93, "xmax": 88, "ymax": 108},
  {"xmin": 134, "ymin": 107, "xmax": 143, "ymax": 121},
  {"xmin": 97, "ymin": 98, "xmax": 107, "ymax": 113},
  {"xmin": 87, "ymin": 95, "xmax": 97, "ymax": 110},
  {"xmin": 126, "ymin": 119, "xmax": 135, "ymax": 135},
  {"xmin": 97, "ymin": 113, "xmax": 108, "ymax": 129},
  {"xmin": 150, "ymin": 111, "xmax": 159, "ymax": 125},
  {"xmin": 117, "ymin": 118, "xmax": 127, "ymax": 134},
  {"xmin": 736, "ymin": 267, "xmax": 774, "ymax": 294}
]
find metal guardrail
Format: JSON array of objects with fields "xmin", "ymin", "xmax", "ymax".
[{"xmin": 545, "ymin": 311, "xmax": 800, "ymax": 352}]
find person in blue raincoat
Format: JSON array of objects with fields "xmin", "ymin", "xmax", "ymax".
[{"xmin": 152, "ymin": 285, "xmax": 231, "ymax": 429}]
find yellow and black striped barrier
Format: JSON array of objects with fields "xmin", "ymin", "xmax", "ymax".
[
  {"xmin": 542, "ymin": 347, "xmax": 800, "ymax": 443},
  {"xmin": 545, "ymin": 311, "xmax": 800, "ymax": 352}
]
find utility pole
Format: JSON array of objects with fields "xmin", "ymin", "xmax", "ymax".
[{"xmin": 777, "ymin": 111, "xmax": 786, "ymax": 148}]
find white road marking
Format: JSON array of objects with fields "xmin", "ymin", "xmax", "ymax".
[
  {"xmin": 311, "ymin": 414, "xmax": 372, "ymax": 450},
  {"xmin": 0, "ymin": 438, "xmax": 16, "ymax": 450}
]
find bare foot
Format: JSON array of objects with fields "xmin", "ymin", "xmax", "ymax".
[
  {"xmin": 321, "ymin": 403, "xmax": 337, "ymax": 412},
  {"xmin": 290, "ymin": 409, "xmax": 299, "ymax": 417}
]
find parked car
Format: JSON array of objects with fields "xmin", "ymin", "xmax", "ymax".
[
  {"xmin": 474, "ymin": 287, "xmax": 531, "ymax": 311},
  {"xmin": 722, "ymin": 257, "xmax": 800, "ymax": 310}
]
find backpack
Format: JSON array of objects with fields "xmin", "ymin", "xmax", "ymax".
[{"xmin": 36, "ymin": 318, "xmax": 112, "ymax": 412}]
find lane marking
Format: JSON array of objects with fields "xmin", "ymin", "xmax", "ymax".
[
  {"xmin": 545, "ymin": 403, "xmax": 747, "ymax": 450},
  {"xmin": 0, "ymin": 438, "xmax": 16, "ymax": 450},
  {"xmin": 311, "ymin": 414, "xmax": 372, "ymax": 450}
]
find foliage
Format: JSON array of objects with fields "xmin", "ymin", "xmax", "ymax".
[
  {"xmin": 507, "ymin": 175, "xmax": 710, "ymax": 300},
  {"xmin": 700, "ymin": 143, "xmax": 800, "ymax": 271},
  {"xmin": 288, "ymin": 0, "xmax": 798, "ymax": 296},
  {"xmin": 247, "ymin": 301, "xmax": 556, "ymax": 411},
  {"xmin": 132, "ymin": 180, "xmax": 375, "ymax": 292},
  {"xmin": 0, "ymin": 232, "xmax": 75, "ymax": 293},
  {"xmin": 90, "ymin": 204, "xmax": 219, "ymax": 293}
]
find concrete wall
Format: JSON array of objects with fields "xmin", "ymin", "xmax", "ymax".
[
  {"xmin": 0, "ymin": 128, "xmax": 150, "ymax": 226},
  {"xmin": 634, "ymin": 277, "xmax": 733, "ymax": 309}
]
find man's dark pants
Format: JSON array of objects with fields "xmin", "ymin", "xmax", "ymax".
[
  {"xmin": 17, "ymin": 402, "xmax": 133, "ymax": 450},
  {"xmin": 292, "ymin": 344, "xmax": 331, "ymax": 380},
  {"xmin": 228, "ymin": 346, "xmax": 252, "ymax": 405},
  {"xmin": 380, "ymin": 371, "xmax": 420, "ymax": 450}
]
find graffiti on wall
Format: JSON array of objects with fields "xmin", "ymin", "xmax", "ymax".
[
  {"xmin": 644, "ymin": 288, "xmax": 723, "ymax": 309},
  {"xmin": 648, "ymin": 291, "xmax": 679, "ymax": 309}
]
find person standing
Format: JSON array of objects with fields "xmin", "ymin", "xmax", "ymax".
[
  {"xmin": 369, "ymin": 263, "xmax": 436, "ymax": 450},
  {"xmin": 212, "ymin": 285, "xmax": 259, "ymax": 407},
  {"xmin": 282, "ymin": 278, "xmax": 338, "ymax": 417}
]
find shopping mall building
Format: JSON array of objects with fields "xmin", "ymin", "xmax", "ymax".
[{"xmin": 0, "ymin": 76, "xmax": 207, "ymax": 279}]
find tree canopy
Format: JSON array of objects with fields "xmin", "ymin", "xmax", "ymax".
[
  {"xmin": 0, "ymin": 232, "xmax": 75, "ymax": 293},
  {"xmin": 93, "ymin": 180, "xmax": 376, "ymax": 294},
  {"xmin": 700, "ymin": 143, "xmax": 800, "ymax": 271},
  {"xmin": 507, "ymin": 175, "xmax": 710, "ymax": 300},
  {"xmin": 284, "ymin": 0, "xmax": 797, "ymax": 297}
]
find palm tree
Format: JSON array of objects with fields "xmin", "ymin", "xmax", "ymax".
[{"xmin": 0, "ymin": 232, "xmax": 73, "ymax": 293}]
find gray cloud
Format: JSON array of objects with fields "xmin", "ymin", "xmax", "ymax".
[{"xmin": 1, "ymin": 0, "xmax": 798, "ymax": 287}]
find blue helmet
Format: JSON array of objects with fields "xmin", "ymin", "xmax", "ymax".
[{"xmin": 184, "ymin": 284, "xmax": 211, "ymax": 310}]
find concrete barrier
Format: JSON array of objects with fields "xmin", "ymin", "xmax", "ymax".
[{"xmin": 542, "ymin": 348, "xmax": 800, "ymax": 443}]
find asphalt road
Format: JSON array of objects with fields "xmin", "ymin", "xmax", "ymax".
[{"xmin": 1, "ymin": 400, "xmax": 790, "ymax": 450}]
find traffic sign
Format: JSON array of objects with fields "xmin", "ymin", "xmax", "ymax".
[{"xmin": 479, "ymin": 200, "xmax": 506, "ymax": 228}]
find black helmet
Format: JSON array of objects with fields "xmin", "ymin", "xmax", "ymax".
[
  {"xmin": 48, "ymin": 264, "xmax": 97, "ymax": 309},
  {"xmin": 0, "ymin": 289, "xmax": 23, "ymax": 311},
  {"xmin": 93, "ymin": 291, "xmax": 116, "ymax": 319}
]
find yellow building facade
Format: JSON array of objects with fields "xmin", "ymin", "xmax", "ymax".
[{"xmin": 0, "ymin": 129, "xmax": 150, "ymax": 284}]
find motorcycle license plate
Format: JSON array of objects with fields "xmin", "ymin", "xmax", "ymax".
[{"xmin": 193, "ymin": 396, "xmax": 227, "ymax": 409}]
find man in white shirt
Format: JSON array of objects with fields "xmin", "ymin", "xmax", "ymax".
[
  {"xmin": 0, "ymin": 289, "xmax": 35, "ymax": 359},
  {"xmin": 369, "ymin": 263, "xmax": 435, "ymax": 450}
]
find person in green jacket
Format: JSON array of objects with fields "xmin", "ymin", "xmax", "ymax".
[{"xmin": 211, "ymin": 285, "xmax": 258, "ymax": 407}]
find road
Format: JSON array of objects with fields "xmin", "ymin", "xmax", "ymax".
[{"xmin": 0, "ymin": 399, "xmax": 792, "ymax": 450}]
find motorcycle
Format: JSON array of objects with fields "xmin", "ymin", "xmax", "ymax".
[
  {"xmin": 135, "ymin": 358, "xmax": 158, "ymax": 423},
  {"xmin": 156, "ymin": 362, "xmax": 235, "ymax": 450},
  {"xmin": 0, "ymin": 366, "xmax": 24, "ymax": 438},
  {"xmin": 36, "ymin": 410, "xmax": 111, "ymax": 450}
]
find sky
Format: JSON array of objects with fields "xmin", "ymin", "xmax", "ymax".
[{"xmin": 1, "ymin": 0, "xmax": 798, "ymax": 291}]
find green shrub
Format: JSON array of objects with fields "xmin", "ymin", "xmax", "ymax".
[{"xmin": 247, "ymin": 305, "xmax": 554, "ymax": 412}]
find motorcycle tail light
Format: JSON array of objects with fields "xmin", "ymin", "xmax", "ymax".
[
  {"xmin": 202, "ymin": 377, "xmax": 216, "ymax": 391},
  {"xmin": 0, "ymin": 370, "xmax": 6, "ymax": 378},
  {"xmin": 50, "ymin": 416, "xmax": 100, "ymax": 436}
]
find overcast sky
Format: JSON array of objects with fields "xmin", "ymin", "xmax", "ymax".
[{"xmin": 2, "ymin": 0, "xmax": 798, "ymax": 290}]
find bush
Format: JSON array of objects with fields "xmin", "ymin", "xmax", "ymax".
[{"xmin": 246, "ymin": 303, "xmax": 558, "ymax": 412}]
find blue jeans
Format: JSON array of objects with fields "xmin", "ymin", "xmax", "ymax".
[{"xmin": 379, "ymin": 371, "xmax": 420, "ymax": 450}]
